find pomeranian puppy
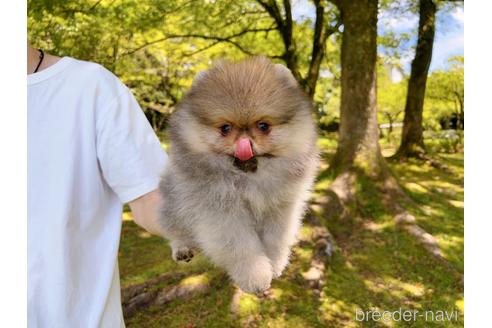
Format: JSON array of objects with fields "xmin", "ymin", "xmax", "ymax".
[{"xmin": 159, "ymin": 57, "xmax": 318, "ymax": 293}]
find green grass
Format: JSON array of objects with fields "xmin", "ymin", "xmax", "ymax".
[{"xmin": 119, "ymin": 135, "xmax": 464, "ymax": 327}]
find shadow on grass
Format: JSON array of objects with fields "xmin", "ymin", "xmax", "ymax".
[{"xmin": 388, "ymin": 154, "xmax": 464, "ymax": 272}]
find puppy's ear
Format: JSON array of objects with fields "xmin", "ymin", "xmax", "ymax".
[{"xmin": 274, "ymin": 64, "xmax": 298, "ymax": 88}]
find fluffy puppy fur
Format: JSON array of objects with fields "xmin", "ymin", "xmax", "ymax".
[{"xmin": 159, "ymin": 57, "xmax": 318, "ymax": 293}]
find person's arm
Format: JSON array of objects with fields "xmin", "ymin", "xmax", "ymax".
[
  {"xmin": 93, "ymin": 68, "xmax": 168, "ymax": 238},
  {"xmin": 128, "ymin": 189, "xmax": 164, "ymax": 237}
]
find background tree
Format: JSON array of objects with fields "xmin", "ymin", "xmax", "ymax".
[
  {"xmin": 326, "ymin": 0, "xmax": 407, "ymax": 216},
  {"xmin": 395, "ymin": 0, "xmax": 437, "ymax": 158},
  {"xmin": 395, "ymin": 0, "xmax": 464, "ymax": 158},
  {"xmin": 323, "ymin": 1, "xmax": 446, "ymax": 266}
]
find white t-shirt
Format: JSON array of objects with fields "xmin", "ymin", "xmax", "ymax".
[{"xmin": 27, "ymin": 57, "xmax": 168, "ymax": 327}]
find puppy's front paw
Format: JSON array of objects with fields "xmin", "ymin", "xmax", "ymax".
[
  {"xmin": 233, "ymin": 256, "xmax": 273, "ymax": 293},
  {"xmin": 271, "ymin": 263, "xmax": 287, "ymax": 278},
  {"xmin": 172, "ymin": 246, "xmax": 194, "ymax": 263},
  {"xmin": 271, "ymin": 254, "xmax": 290, "ymax": 278}
]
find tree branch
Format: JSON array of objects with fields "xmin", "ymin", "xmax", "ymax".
[
  {"xmin": 181, "ymin": 40, "xmax": 222, "ymax": 57},
  {"xmin": 88, "ymin": 0, "xmax": 103, "ymax": 11},
  {"xmin": 256, "ymin": 0, "xmax": 285, "ymax": 30},
  {"xmin": 304, "ymin": 0, "xmax": 342, "ymax": 97},
  {"xmin": 283, "ymin": 0, "xmax": 294, "ymax": 44},
  {"xmin": 123, "ymin": 27, "xmax": 276, "ymax": 57}
]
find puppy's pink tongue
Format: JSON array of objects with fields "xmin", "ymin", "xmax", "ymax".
[{"xmin": 235, "ymin": 138, "xmax": 254, "ymax": 161}]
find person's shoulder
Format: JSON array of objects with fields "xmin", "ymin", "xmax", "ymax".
[
  {"xmin": 66, "ymin": 57, "xmax": 131, "ymax": 106},
  {"xmin": 68, "ymin": 58, "xmax": 123, "ymax": 87}
]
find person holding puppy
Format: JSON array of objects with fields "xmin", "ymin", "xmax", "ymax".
[{"xmin": 27, "ymin": 42, "xmax": 167, "ymax": 327}]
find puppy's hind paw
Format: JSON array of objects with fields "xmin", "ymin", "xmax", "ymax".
[{"xmin": 172, "ymin": 247, "xmax": 194, "ymax": 263}]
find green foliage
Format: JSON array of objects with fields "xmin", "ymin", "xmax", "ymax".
[
  {"xmin": 376, "ymin": 55, "xmax": 464, "ymax": 149},
  {"xmin": 28, "ymin": 0, "xmax": 462, "ymax": 138},
  {"xmin": 377, "ymin": 59, "xmax": 406, "ymax": 122},
  {"xmin": 425, "ymin": 56, "xmax": 464, "ymax": 130},
  {"xmin": 27, "ymin": 1, "xmax": 271, "ymax": 128},
  {"xmin": 28, "ymin": 0, "xmax": 345, "ymax": 132},
  {"xmin": 28, "ymin": 0, "xmax": 197, "ymax": 130}
]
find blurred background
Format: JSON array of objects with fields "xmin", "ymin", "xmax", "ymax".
[{"xmin": 28, "ymin": 0, "xmax": 464, "ymax": 327}]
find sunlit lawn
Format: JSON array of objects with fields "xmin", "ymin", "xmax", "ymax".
[{"xmin": 119, "ymin": 134, "xmax": 464, "ymax": 327}]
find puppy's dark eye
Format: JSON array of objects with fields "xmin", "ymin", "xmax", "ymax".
[
  {"xmin": 257, "ymin": 122, "xmax": 270, "ymax": 133},
  {"xmin": 220, "ymin": 124, "xmax": 232, "ymax": 136}
]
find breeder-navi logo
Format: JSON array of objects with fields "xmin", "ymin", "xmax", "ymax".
[{"xmin": 355, "ymin": 308, "xmax": 461, "ymax": 323}]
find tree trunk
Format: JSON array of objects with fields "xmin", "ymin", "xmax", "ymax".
[
  {"xmin": 455, "ymin": 92, "xmax": 464, "ymax": 130},
  {"xmin": 323, "ymin": 0, "xmax": 408, "ymax": 217},
  {"xmin": 395, "ymin": 0, "xmax": 436, "ymax": 158},
  {"xmin": 280, "ymin": 0, "xmax": 303, "ymax": 82},
  {"xmin": 304, "ymin": 0, "xmax": 328, "ymax": 98},
  {"xmin": 330, "ymin": 0, "xmax": 383, "ymax": 176},
  {"xmin": 321, "ymin": 0, "xmax": 444, "ymax": 261}
]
